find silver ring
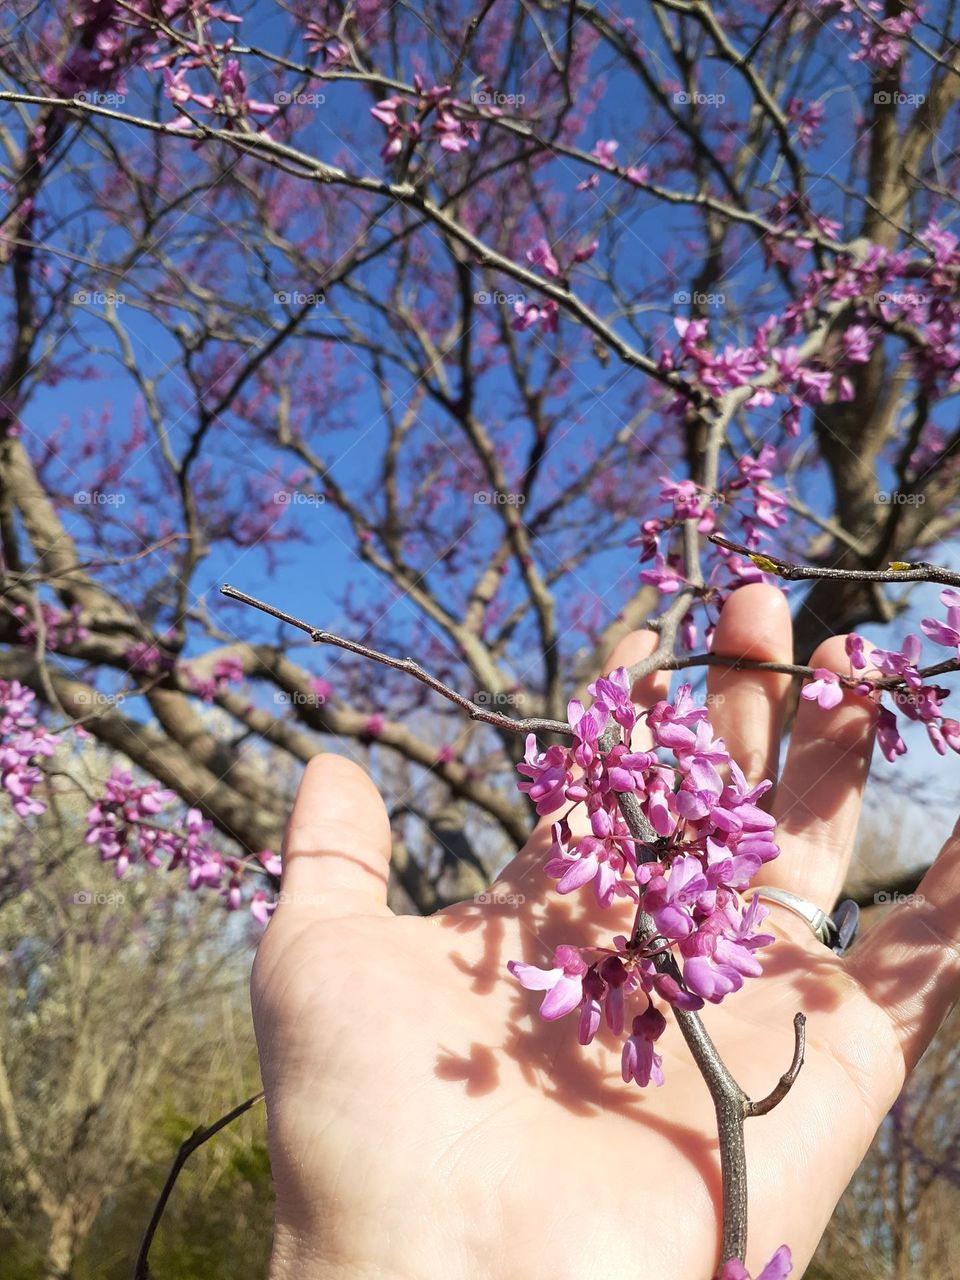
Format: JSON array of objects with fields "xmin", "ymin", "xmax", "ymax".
[{"xmin": 751, "ymin": 886, "xmax": 833, "ymax": 945}]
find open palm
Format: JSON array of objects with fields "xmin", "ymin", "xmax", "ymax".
[{"xmin": 252, "ymin": 584, "xmax": 960, "ymax": 1280}]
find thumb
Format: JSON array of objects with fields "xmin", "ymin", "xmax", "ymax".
[
  {"xmin": 278, "ymin": 753, "xmax": 393, "ymax": 917},
  {"xmin": 847, "ymin": 816, "xmax": 960, "ymax": 1074}
]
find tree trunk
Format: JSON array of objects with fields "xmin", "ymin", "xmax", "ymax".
[{"xmin": 44, "ymin": 1211, "xmax": 77, "ymax": 1280}]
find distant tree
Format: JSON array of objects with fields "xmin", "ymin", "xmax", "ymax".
[
  {"xmin": 0, "ymin": 0, "xmax": 957, "ymax": 919},
  {"xmin": 0, "ymin": 810, "xmax": 253, "ymax": 1280}
]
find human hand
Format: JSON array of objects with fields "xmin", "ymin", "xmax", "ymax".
[{"xmin": 252, "ymin": 582, "xmax": 960, "ymax": 1279}]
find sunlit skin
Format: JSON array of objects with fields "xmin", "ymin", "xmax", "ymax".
[{"xmin": 252, "ymin": 584, "xmax": 960, "ymax": 1280}]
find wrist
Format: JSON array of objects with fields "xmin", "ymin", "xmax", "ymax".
[{"xmin": 269, "ymin": 1223, "xmax": 331, "ymax": 1280}]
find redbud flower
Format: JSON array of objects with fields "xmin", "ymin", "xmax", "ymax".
[
  {"xmin": 717, "ymin": 1244, "xmax": 792, "ymax": 1280},
  {"xmin": 591, "ymin": 138, "xmax": 619, "ymax": 166},
  {"xmin": 508, "ymin": 945, "xmax": 587, "ymax": 1020},
  {"xmin": 587, "ymin": 667, "xmax": 636, "ymax": 732},
  {"xmin": 511, "ymin": 674, "xmax": 781, "ymax": 1078},
  {"xmin": 939, "ymin": 719, "xmax": 960, "ymax": 753},
  {"xmin": 250, "ymin": 890, "xmax": 277, "ymax": 925},
  {"xmin": 871, "ymin": 634, "xmax": 922, "ymax": 687},
  {"xmin": 310, "ymin": 676, "xmax": 333, "ymax": 702},
  {"xmin": 921, "ymin": 589, "xmax": 960, "ymax": 656},
  {"xmin": 259, "ymin": 850, "xmax": 283, "ymax": 876},
  {"xmin": 511, "ymin": 299, "xmax": 559, "ymax": 333},
  {"xmin": 527, "ymin": 239, "xmax": 560, "ymax": 279},
  {"xmin": 517, "ymin": 737, "xmax": 572, "ymax": 814},
  {"xmin": 640, "ymin": 554, "xmax": 684, "ymax": 593},
  {"xmin": 800, "ymin": 668, "xmax": 843, "ymax": 710},
  {"xmin": 621, "ymin": 1003, "xmax": 666, "ymax": 1087},
  {"xmin": 877, "ymin": 706, "xmax": 907, "ymax": 762},
  {"xmin": 845, "ymin": 633, "xmax": 867, "ymax": 670},
  {"xmin": 842, "ymin": 324, "xmax": 873, "ymax": 363}
]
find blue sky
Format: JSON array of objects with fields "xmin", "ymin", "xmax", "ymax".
[{"xmin": 7, "ymin": 0, "xmax": 958, "ymax": 861}]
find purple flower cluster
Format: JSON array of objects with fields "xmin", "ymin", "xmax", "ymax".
[
  {"xmin": 125, "ymin": 641, "xmax": 175, "ymax": 675},
  {"xmin": 800, "ymin": 594, "xmax": 960, "ymax": 760},
  {"xmin": 510, "ymin": 670, "xmax": 780, "ymax": 1084},
  {"xmin": 0, "ymin": 669, "xmax": 282, "ymax": 917},
  {"xmin": 182, "ymin": 654, "xmax": 246, "ymax": 703},
  {"xmin": 635, "ymin": 446, "xmax": 790, "ymax": 649},
  {"xmin": 12, "ymin": 602, "xmax": 89, "ymax": 649},
  {"xmin": 814, "ymin": 0, "xmax": 917, "ymax": 69},
  {"xmin": 371, "ymin": 77, "xmax": 479, "ymax": 160},
  {"xmin": 84, "ymin": 766, "xmax": 280, "ymax": 920},
  {"xmin": 0, "ymin": 681, "xmax": 58, "ymax": 818},
  {"xmin": 0, "ymin": 667, "xmax": 278, "ymax": 920}
]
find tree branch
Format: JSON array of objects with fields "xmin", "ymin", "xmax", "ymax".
[{"xmin": 133, "ymin": 1090, "xmax": 265, "ymax": 1280}]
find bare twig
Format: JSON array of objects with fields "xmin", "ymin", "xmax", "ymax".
[
  {"xmin": 220, "ymin": 584, "xmax": 570, "ymax": 736},
  {"xmin": 746, "ymin": 1014, "xmax": 807, "ymax": 1118},
  {"xmin": 134, "ymin": 1090, "xmax": 265, "ymax": 1279},
  {"xmin": 709, "ymin": 534, "xmax": 960, "ymax": 589}
]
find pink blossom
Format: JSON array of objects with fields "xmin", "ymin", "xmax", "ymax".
[
  {"xmin": 640, "ymin": 554, "xmax": 685, "ymax": 593},
  {"xmin": 871, "ymin": 635, "xmax": 922, "ymax": 687},
  {"xmin": 786, "ymin": 95, "xmax": 824, "ymax": 147},
  {"xmin": 877, "ymin": 706, "xmax": 907, "ymax": 762},
  {"xmin": 0, "ymin": 681, "xmax": 57, "ymax": 818},
  {"xmin": 511, "ymin": 676, "xmax": 783, "ymax": 1066},
  {"xmin": 259, "ymin": 850, "xmax": 282, "ymax": 876},
  {"xmin": 310, "ymin": 676, "xmax": 333, "ymax": 702},
  {"xmin": 527, "ymin": 239, "xmax": 560, "ymax": 279},
  {"xmin": 213, "ymin": 654, "xmax": 245, "ymax": 685},
  {"xmin": 587, "ymin": 666, "xmax": 637, "ymax": 732},
  {"xmin": 718, "ymin": 1244, "xmax": 792, "ymax": 1280},
  {"xmin": 845, "ymin": 633, "xmax": 868, "ymax": 670},
  {"xmin": 681, "ymin": 894, "xmax": 774, "ymax": 1003},
  {"xmin": 591, "ymin": 138, "xmax": 619, "ymax": 166},
  {"xmin": 512, "ymin": 299, "xmax": 559, "ymax": 333},
  {"xmin": 842, "ymin": 324, "xmax": 873, "ymax": 363},
  {"xmin": 659, "ymin": 477, "xmax": 705, "ymax": 520},
  {"xmin": 508, "ymin": 945, "xmax": 587, "ymax": 1020},
  {"xmin": 621, "ymin": 1003, "xmax": 666, "ymax": 1087},
  {"xmin": 517, "ymin": 736, "xmax": 573, "ymax": 814},
  {"xmin": 921, "ymin": 589, "xmax": 960, "ymax": 656},
  {"xmin": 801, "ymin": 668, "xmax": 844, "ymax": 710},
  {"xmin": 250, "ymin": 890, "xmax": 277, "ymax": 925}
]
